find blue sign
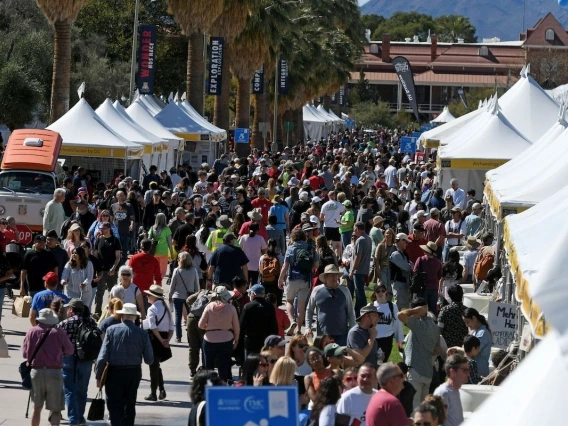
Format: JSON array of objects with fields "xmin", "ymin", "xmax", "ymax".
[
  {"xmin": 345, "ymin": 119, "xmax": 356, "ymax": 128},
  {"xmin": 206, "ymin": 386, "xmax": 299, "ymax": 426},
  {"xmin": 234, "ymin": 128, "xmax": 249, "ymax": 144},
  {"xmin": 400, "ymin": 136, "xmax": 417, "ymax": 153},
  {"xmin": 412, "ymin": 131, "xmax": 422, "ymax": 139}
]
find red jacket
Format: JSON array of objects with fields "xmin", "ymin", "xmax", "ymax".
[
  {"xmin": 406, "ymin": 234, "xmax": 427, "ymax": 264},
  {"xmin": 129, "ymin": 252, "xmax": 162, "ymax": 293}
]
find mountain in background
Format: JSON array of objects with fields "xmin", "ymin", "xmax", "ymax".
[{"xmin": 360, "ymin": 0, "xmax": 568, "ymax": 41}]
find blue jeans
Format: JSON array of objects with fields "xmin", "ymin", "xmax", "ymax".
[
  {"xmin": 353, "ymin": 274, "xmax": 368, "ymax": 318},
  {"xmin": 105, "ymin": 366, "xmax": 142, "ymax": 426},
  {"xmin": 172, "ymin": 298, "xmax": 188, "ymax": 340},
  {"xmin": 203, "ymin": 339, "xmax": 233, "ymax": 382},
  {"xmin": 344, "ymin": 266, "xmax": 354, "ymax": 298},
  {"xmin": 62, "ymin": 355, "xmax": 93, "ymax": 425},
  {"xmin": 341, "ymin": 231, "xmax": 352, "ymax": 249},
  {"xmin": 119, "ymin": 234, "xmax": 130, "ymax": 266},
  {"xmin": 423, "ymin": 288, "xmax": 438, "ymax": 314}
]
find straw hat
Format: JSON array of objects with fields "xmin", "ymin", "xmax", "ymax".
[
  {"xmin": 36, "ymin": 308, "xmax": 59, "ymax": 325},
  {"xmin": 373, "ymin": 215, "xmax": 385, "ymax": 226},
  {"xmin": 115, "ymin": 303, "xmax": 141, "ymax": 316},
  {"xmin": 272, "ymin": 195, "xmax": 283, "ymax": 204},
  {"xmin": 247, "ymin": 209, "xmax": 263, "ymax": 221},
  {"xmin": 216, "ymin": 215, "xmax": 232, "ymax": 229},
  {"xmin": 144, "ymin": 284, "xmax": 165, "ymax": 300},
  {"xmin": 420, "ymin": 241, "xmax": 438, "ymax": 255},
  {"xmin": 318, "ymin": 264, "xmax": 341, "ymax": 283},
  {"xmin": 69, "ymin": 223, "xmax": 82, "ymax": 232},
  {"xmin": 466, "ymin": 236, "xmax": 481, "ymax": 249}
]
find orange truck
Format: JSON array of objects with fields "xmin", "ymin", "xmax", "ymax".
[{"xmin": 0, "ymin": 129, "xmax": 62, "ymax": 236}]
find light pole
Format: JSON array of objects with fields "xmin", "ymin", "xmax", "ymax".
[{"xmin": 128, "ymin": 0, "xmax": 141, "ymax": 105}]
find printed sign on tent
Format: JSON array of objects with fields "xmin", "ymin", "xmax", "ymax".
[
  {"xmin": 137, "ymin": 25, "xmax": 157, "ymax": 94},
  {"xmin": 488, "ymin": 301, "xmax": 518, "ymax": 349},
  {"xmin": 400, "ymin": 136, "xmax": 417, "ymax": 154}
]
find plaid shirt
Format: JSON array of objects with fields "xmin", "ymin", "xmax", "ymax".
[
  {"xmin": 56, "ymin": 314, "xmax": 99, "ymax": 345},
  {"xmin": 404, "ymin": 316, "xmax": 440, "ymax": 378}
]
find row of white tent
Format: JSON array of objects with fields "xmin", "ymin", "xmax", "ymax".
[
  {"xmin": 303, "ymin": 103, "xmax": 344, "ymax": 141},
  {"xmin": 46, "ymin": 94, "xmax": 227, "ymax": 176}
]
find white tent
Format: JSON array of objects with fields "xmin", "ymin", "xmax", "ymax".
[
  {"xmin": 123, "ymin": 100, "xmax": 183, "ymax": 171},
  {"xmin": 341, "ymin": 112, "xmax": 349, "ymax": 120},
  {"xmin": 177, "ymin": 100, "xmax": 227, "ymax": 140},
  {"xmin": 431, "ymin": 106, "xmax": 456, "ymax": 123},
  {"xmin": 303, "ymin": 104, "xmax": 328, "ymax": 141},
  {"xmin": 437, "ymin": 97, "xmax": 532, "ymax": 197},
  {"xmin": 498, "ymin": 67, "xmax": 559, "ymax": 142},
  {"xmin": 484, "ymin": 107, "xmax": 568, "ymax": 219},
  {"xmin": 316, "ymin": 105, "xmax": 343, "ymax": 131},
  {"xmin": 48, "ymin": 98, "xmax": 143, "ymax": 159},
  {"xmin": 96, "ymin": 99, "xmax": 164, "ymax": 172},
  {"xmin": 328, "ymin": 109, "xmax": 345, "ymax": 124},
  {"xmin": 136, "ymin": 94, "xmax": 163, "ymax": 116}
]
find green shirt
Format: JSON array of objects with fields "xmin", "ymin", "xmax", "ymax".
[
  {"xmin": 339, "ymin": 209, "xmax": 355, "ymax": 233},
  {"xmin": 149, "ymin": 226, "xmax": 172, "ymax": 256},
  {"xmin": 370, "ymin": 227, "xmax": 384, "ymax": 255}
]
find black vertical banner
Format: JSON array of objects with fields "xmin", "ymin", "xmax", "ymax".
[
  {"xmin": 392, "ymin": 56, "xmax": 420, "ymax": 123},
  {"xmin": 137, "ymin": 25, "xmax": 157, "ymax": 94},
  {"xmin": 457, "ymin": 87, "xmax": 469, "ymax": 109},
  {"xmin": 207, "ymin": 37, "xmax": 224, "ymax": 96},
  {"xmin": 331, "ymin": 92, "xmax": 337, "ymax": 105},
  {"xmin": 252, "ymin": 65, "xmax": 264, "ymax": 94},
  {"xmin": 339, "ymin": 86, "xmax": 345, "ymax": 106},
  {"xmin": 278, "ymin": 58, "xmax": 289, "ymax": 95}
]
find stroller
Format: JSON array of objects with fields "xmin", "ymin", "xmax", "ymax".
[{"xmin": 4, "ymin": 241, "xmax": 25, "ymax": 298}]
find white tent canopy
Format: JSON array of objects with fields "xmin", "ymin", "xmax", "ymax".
[
  {"xmin": 154, "ymin": 102, "xmax": 223, "ymax": 142},
  {"xmin": 316, "ymin": 105, "xmax": 342, "ymax": 132},
  {"xmin": 484, "ymin": 107, "xmax": 568, "ymax": 219},
  {"xmin": 328, "ymin": 109, "xmax": 345, "ymax": 123},
  {"xmin": 177, "ymin": 100, "xmax": 227, "ymax": 140},
  {"xmin": 303, "ymin": 104, "xmax": 328, "ymax": 141},
  {"xmin": 437, "ymin": 97, "xmax": 532, "ymax": 196},
  {"xmin": 47, "ymin": 98, "xmax": 143, "ymax": 158},
  {"xmin": 136, "ymin": 94, "xmax": 163, "ymax": 116},
  {"xmin": 431, "ymin": 106, "xmax": 456, "ymax": 123}
]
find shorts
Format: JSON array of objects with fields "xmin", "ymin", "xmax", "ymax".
[
  {"xmin": 30, "ymin": 368, "xmax": 65, "ymax": 411},
  {"xmin": 324, "ymin": 227, "xmax": 341, "ymax": 242},
  {"xmin": 286, "ymin": 279, "xmax": 310, "ymax": 303}
]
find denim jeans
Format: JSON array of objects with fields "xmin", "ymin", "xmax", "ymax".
[
  {"xmin": 94, "ymin": 271, "xmax": 115, "ymax": 315},
  {"xmin": 422, "ymin": 288, "xmax": 438, "ymax": 314},
  {"xmin": 202, "ymin": 339, "xmax": 233, "ymax": 382},
  {"xmin": 341, "ymin": 231, "xmax": 352, "ymax": 249},
  {"xmin": 105, "ymin": 366, "xmax": 142, "ymax": 426},
  {"xmin": 353, "ymin": 273, "xmax": 368, "ymax": 318},
  {"xmin": 119, "ymin": 234, "xmax": 130, "ymax": 267},
  {"xmin": 172, "ymin": 298, "xmax": 188, "ymax": 340},
  {"xmin": 62, "ymin": 355, "xmax": 93, "ymax": 425}
]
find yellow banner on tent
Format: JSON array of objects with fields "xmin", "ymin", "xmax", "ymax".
[
  {"xmin": 438, "ymin": 158, "xmax": 509, "ymax": 170},
  {"xmin": 422, "ymin": 138, "xmax": 440, "ymax": 148},
  {"xmin": 60, "ymin": 145, "xmax": 143, "ymax": 159},
  {"xmin": 143, "ymin": 144, "xmax": 162, "ymax": 154},
  {"xmin": 484, "ymin": 181, "xmax": 531, "ymax": 220},
  {"xmin": 503, "ymin": 220, "xmax": 549, "ymax": 338},
  {"xmin": 174, "ymin": 132, "xmax": 210, "ymax": 141}
]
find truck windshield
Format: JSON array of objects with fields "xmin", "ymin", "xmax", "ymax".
[{"xmin": 0, "ymin": 171, "xmax": 55, "ymax": 195}]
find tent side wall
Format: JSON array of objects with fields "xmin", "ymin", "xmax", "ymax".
[{"xmin": 439, "ymin": 168, "xmax": 487, "ymax": 199}]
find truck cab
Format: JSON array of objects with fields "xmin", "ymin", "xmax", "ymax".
[{"xmin": 0, "ymin": 130, "xmax": 62, "ymax": 234}]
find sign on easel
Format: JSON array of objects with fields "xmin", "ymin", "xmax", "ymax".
[{"xmin": 488, "ymin": 302, "xmax": 518, "ymax": 349}]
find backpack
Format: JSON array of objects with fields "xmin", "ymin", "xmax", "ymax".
[
  {"xmin": 292, "ymin": 245, "xmax": 314, "ymax": 276},
  {"xmin": 260, "ymin": 256, "xmax": 280, "ymax": 283},
  {"xmin": 319, "ymin": 248, "xmax": 336, "ymax": 270},
  {"xmin": 190, "ymin": 291, "xmax": 212, "ymax": 317},
  {"xmin": 474, "ymin": 248, "xmax": 495, "ymax": 281},
  {"xmin": 421, "ymin": 189, "xmax": 433, "ymax": 204},
  {"xmin": 229, "ymin": 293, "xmax": 244, "ymax": 318},
  {"xmin": 75, "ymin": 321, "xmax": 103, "ymax": 361}
]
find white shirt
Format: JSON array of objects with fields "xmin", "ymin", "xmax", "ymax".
[
  {"xmin": 404, "ymin": 200, "xmax": 419, "ymax": 217},
  {"xmin": 444, "ymin": 219, "xmax": 466, "ymax": 246},
  {"xmin": 321, "ymin": 200, "xmax": 345, "ymax": 228},
  {"xmin": 148, "ymin": 299, "xmax": 175, "ymax": 332},
  {"xmin": 336, "ymin": 387, "xmax": 377, "ymax": 426},
  {"xmin": 445, "ymin": 187, "xmax": 466, "ymax": 210},
  {"xmin": 373, "ymin": 301, "xmax": 404, "ymax": 342},
  {"xmin": 384, "ymin": 165, "xmax": 398, "ymax": 188}
]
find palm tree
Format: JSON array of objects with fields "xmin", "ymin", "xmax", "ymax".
[
  {"xmin": 167, "ymin": 0, "xmax": 224, "ymax": 115},
  {"xmin": 36, "ymin": 0, "xmax": 88, "ymax": 122},
  {"xmin": 436, "ymin": 15, "xmax": 477, "ymax": 43}
]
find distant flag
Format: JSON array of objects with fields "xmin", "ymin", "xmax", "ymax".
[{"xmin": 77, "ymin": 82, "xmax": 85, "ymax": 99}]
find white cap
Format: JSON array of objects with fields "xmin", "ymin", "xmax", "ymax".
[
  {"xmin": 303, "ymin": 179, "xmax": 311, "ymax": 186},
  {"xmin": 396, "ymin": 233, "xmax": 411, "ymax": 242}
]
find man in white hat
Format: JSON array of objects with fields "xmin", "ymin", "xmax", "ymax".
[
  {"xmin": 22, "ymin": 308, "xmax": 74, "ymax": 426},
  {"xmin": 95, "ymin": 303, "xmax": 154, "ymax": 425},
  {"xmin": 305, "ymin": 264, "xmax": 355, "ymax": 345},
  {"xmin": 389, "ymin": 233, "xmax": 414, "ymax": 310}
]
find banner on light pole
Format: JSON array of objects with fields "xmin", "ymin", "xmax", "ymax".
[
  {"xmin": 137, "ymin": 25, "xmax": 157, "ymax": 95},
  {"xmin": 207, "ymin": 37, "xmax": 225, "ymax": 96}
]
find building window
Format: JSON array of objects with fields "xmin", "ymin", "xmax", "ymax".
[
  {"xmin": 479, "ymin": 46, "xmax": 489, "ymax": 57},
  {"xmin": 370, "ymin": 44, "xmax": 379, "ymax": 54},
  {"xmin": 545, "ymin": 29, "xmax": 555, "ymax": 41}
]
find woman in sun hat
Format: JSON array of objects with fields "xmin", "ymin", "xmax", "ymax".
[{"xmin": 144, "ymin": 285, "xmax": 174, "ymax": 402}]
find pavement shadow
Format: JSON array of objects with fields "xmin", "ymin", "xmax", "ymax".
[
  {"xmin": 0, "ymin": 379, "xmax": 29, "ymax": 391},
  {"xmin": 2, "ymin": 329, "xmax": 26, "ymax": 337},
  {"xmin": 136, "ymin": 400, "xmax": 191, "ymax": 409}
]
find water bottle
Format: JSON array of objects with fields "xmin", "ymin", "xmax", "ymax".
[{"xmin": 377, "ymin": 348, "xmax": 384, "ymax": 365}]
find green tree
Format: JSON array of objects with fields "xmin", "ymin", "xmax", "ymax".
[
  {"xmin": 350, "ymin": 71, "xmax": 374, "ymax": 104},
  {"xmin": 372, "ymin": 12, "xmax": 435, "ymax": 41},
  {"xmin": 435, "ymin": 15, "xmax": 477, "ymax": 43},
  {"xmin": 349, "ymin": 100, "xmax": 393, "ymax": 128},
  {"xmin": 0, "ymin": 63, "xmax": 42, "ymax": 131},
  {"xmin": 361, "ymin": 14, "xmax": 385, "ymax": 38}
]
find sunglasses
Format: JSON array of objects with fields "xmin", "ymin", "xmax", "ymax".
[
  {"xmin": 101, "ymin": 214, "xmax": 110, "ymax": 217},
  {"xmin": 121, "ymin": 273, "xmax": 131, "ymax": 277},
  {"xmin": 296, "ymin": 343, "xmax": 308, "ymax": 349},
  {"xmin": 414, "ymin": 423, "xmax": 431, "ymax": 426},
  {"xmin": 375, "ymin": 289, "xmax": 387, "ymax": 294},
  {"xmin": 343, "ymin": 376, "xmax": 357, "ymax": 383},
  {"xmin": 268, "ymin": 358, "xmax": 278, "ymax": 364}
]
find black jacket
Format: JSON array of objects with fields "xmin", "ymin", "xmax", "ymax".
[{"xmin": 239, "ymin": 297, "xmax": 278, "ymax": 352}]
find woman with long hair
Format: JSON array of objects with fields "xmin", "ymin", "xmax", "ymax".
[
  {"xmin": 309, "ymin": 376, "xmax": 343, "ymax": 426},
  {"xmin": 267, "ymin": 178, "xmax": 277, "ymax": 200},
  {"xmin": 182, "ymin": 235, "xmax": 208, "ymax": 287},
  {"xmin": 61, "ymin": 246, "xmax": 93, "ymax": 305},
  {"xmin": 237, "ymin": 353, "xmax": 270, "ymax": 386},
  {"xmin": 149, "ymin": 213, "xmax": 174, "ymax": 277},
  {"xmin": 374, "ymin": 228, "xmax": 396, "ymax": 294},
  {"xmin": 238, "ymin": 222, "xmax": 267, "ymax": 285},
  {"xmin": 99, "ymin": 297, "xmax": 123, "ymax": 336},
  {"xmin": 269, "ymin": 356, "xmax": 297, "ymax": 386},
  {"xmin": 169, "ymin": 251, "xmax": 199, "ymax": 342},
  {"xmin": 175, "ymin": 177, "xmax": 192, "ymax": 199},
  {"xmin": 195, "ymin": 215, "xmax": 216, "ymax": 262},
  {"xmin": 64, "ymin": 223, "xmax": 86, "ymax": 257},
  {"xmin": 439, "ymin": 249, "xmax": 464, "ymax": 302},
  {"xmin": 304, "ymin": 347, "xmax": 332, "ymax": 403},
  {"xmin": 144, "ymin": 285, "xmax": 174, "ymax": 401},
  {"xmin": 423, "ymin": 394, "xmax": 447, "ymax": 426},
  {"xmin": 463, "ymin": 308, "xmax": 492, "ymax": 377},
  {"xmin": 286, "ymin": 335, "xmax": 312, "ymax": 376},
  {"xmin": 187, "ymin": 371, "xmax": 223, "ymax": 426},
  {"xmin": 230, "ymin": 212, "xmax": 245, "ymax": 236},
  {"xmin": 259, "ymin": 239, "xmax": 283, "ymax": 303},
  {"xmin": 127, "ymin": 190, "xmax": 142, "ymax": 255}
]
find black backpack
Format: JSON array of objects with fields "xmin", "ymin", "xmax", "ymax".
[
  {"xmin": 75, "ymin": 321, "xmax": 103, "ymax": 361},
  {"xmin": 191, "ymin": 291, "xmax": 212, "ymax": 317},
  {"xmin": 292, "ymin": 245, "xmax": 314, "ymax": 276}
]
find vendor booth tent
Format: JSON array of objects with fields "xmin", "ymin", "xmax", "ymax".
[
  {"xmin": 177, "ymin": 100, "xmax": 227, "ymax": 140},
  {"xmin": 95, "ymin": 99, "xmax": 165, "ymax": 173},
  {"xmin": 303, "ymin": 104, "xmax": 328, "ymax": 141},
  {"xmin": 136, "ymin": 94, "xmax": 162, "ymax": 116},
  {"xmin": 316, "ymin": 105, "xmax": 343, "ymax": 131},
  {"xmin": 431, "ymin": 106, "xmax": 456, "ymax": 123},
  {"xmin": 47, "ymin": 98, "xmax": 143, "ymax": 180},
  {"xmin": 437, "ymin": 97, "xmax": 532, "ymax": 197},
  {"xmin": 123, "ymin": 100, "xmax": 183, "ymax": 170},
  {"xmin": 484, "ymin": 107, "xmax": 568, "ymax": 219},
  {"xmin": 328, "ymin": 109, "xmax": 345, "ymax": 124}
]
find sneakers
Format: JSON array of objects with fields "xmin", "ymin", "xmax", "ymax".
[
  {"xmin": 285, "ymin": 322, "xmax": 297, "ymax": 336},
  {"xmin": 159, "ymin": 389, "xmax": 167, "ymax": 400},
  {"xmin": 144, "ymin": 393, "xmax": 157, "ymax": 401},
  {"xmin": 175, "ymin": 337, "xmax": 182, "ymax": 343}
]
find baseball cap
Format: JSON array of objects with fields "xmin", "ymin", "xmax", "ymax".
[
  {"xmin": 396, "ymin": 233, "xmax": 411, "ymax": 242},
  {"xmin": 324, "ymin": 343, "xmax": 347, "ymax": 358},
  {"xmin": 247, "ymin": 284, "xmax": 265, "ymax": 294},
  {"xmin": 264, "ymin": 335, "xmax": 286, "ymax": 348},
  {"xmin": 43, "ymin": 271, "xmax": 58, "ymax": 285},
  {"xmin": 34, "ymin": 234, "xmax": 46, "ymax": 242},
  {"xmin": 63, "ymin": 298, "xmax": 85, "ymax": 311}
]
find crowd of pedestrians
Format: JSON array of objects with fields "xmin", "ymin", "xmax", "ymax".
[{"xmin": 11, "ymin": 129, "xmax": 508, "ymax": 425}]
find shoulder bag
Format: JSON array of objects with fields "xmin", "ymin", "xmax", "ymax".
[
  {"xmin": 19, "ymin": 328, "xmax": 52, "ymax": 389},
  {"xmin": 87, "ymin": 363, "xmax": 108, "ymax": 421}
]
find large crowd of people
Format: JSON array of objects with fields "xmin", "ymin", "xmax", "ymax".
[{"xmin": 12, "ymin": 129, "xmax": 508, "ymax": 426}]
